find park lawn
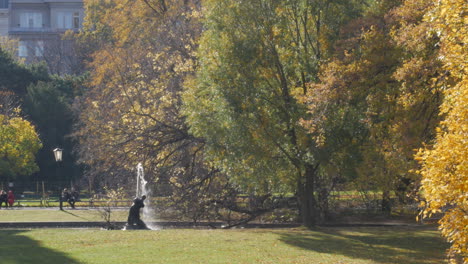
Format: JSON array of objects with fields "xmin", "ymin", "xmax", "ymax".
[
  {"xmin": 0, "ymin": 226, "xmax": 448, "ymax": 264},
  {"xmin": 0, "ymin": 209, "xmax": 129, "ymax": 222}
]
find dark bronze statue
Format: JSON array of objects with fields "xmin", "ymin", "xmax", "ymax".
[{"xmin": 126, "ymin": 195, "xmax": 149, "ymax": 230}]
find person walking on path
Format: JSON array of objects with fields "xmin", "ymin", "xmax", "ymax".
[
  {"xmin": 7, "ymin": 190, "xmax": 15, "ymax": 207},
  {"xmin": 0, "ymin": 190, "xmax": 8, "ymax": 208}
]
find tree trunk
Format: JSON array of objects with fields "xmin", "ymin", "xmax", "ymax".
[
  {"xmin": 297, "ymin": 164, "xmax": 319, "ymax": 227},
  {"xmin": 381, "ymin": 190, "xmax": 391, "ymax": 214},
  {"xmin": 317, "ymin": 183, "xmax": 329, "ymax": 221}
]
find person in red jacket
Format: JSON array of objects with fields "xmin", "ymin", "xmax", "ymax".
[{"xmin": 7, "ymin": 190, "xmax": 14, "ymax": 207}]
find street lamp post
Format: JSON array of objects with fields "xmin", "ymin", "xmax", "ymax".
[{"xmin": 53, "ymin": 148, "xmax": 63, "ymax": 210}]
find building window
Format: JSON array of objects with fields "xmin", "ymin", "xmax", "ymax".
[
  {"xmin": 35, "ymin": 41, "xmax": 44, "ymax": 57},
  {"xmin": 18, "ymin": 41, "xmax": 27, "ymax": 57},
  {"xmin": 20, "ymin": 13, "xmax": 43, "ymax": 28},
  {"xmin": 57, "ymin": 12, "xmax": 73, "ymax": 29},
  {"xmin": 0, "ymin": 0, "xmax": 8, "ymax": 9},
  {"xmin": 73, "ymin": 12, "xmax": 80, "ymax": 29}
]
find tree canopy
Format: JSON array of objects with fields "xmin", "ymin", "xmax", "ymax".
[
  {"xmin": 60, "ymin": 0, "xmax": 466, "ymax": 259},
  {"xmin": 184, "ymin": 0, "xmax": 368, "ymax": 226},
  {"xmin": 417, "ymin": 0, "xmax": 467, "ymax": 261},
  {"xmin": 0, "ymin": 112, "xmax": 42, "ymax": 180},
  {"xmin": 0, "ymin": 44, "xmax": 82, "ymax": 186}
]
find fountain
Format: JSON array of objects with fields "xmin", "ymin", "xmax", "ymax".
[
  {"xmin": 136, "ymin": 163, "xmax": 147, "ymax": 198},
  {"xmin": 125, "ymin": 163, "xmax": 158, "ymax": 230}
]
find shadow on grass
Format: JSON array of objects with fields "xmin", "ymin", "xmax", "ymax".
[
  {"xmin": 277, "ymin": 226, "xmax": 448, "ymax": 264},
  {"xmin": 0, "ymin": 230, "xmax": 80, "ymax": 264},
  {"xmin": 62, "ymin": 210, "xmax": 93, "ymax": 221}
]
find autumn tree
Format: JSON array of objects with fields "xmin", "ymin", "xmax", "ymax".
[
  {"xmin": 35, "ymin": 32, "xmax": 86, "ymax": 75},
  {"xmin": 303, "ymin": 23, "xmax": 401, "ymax": 212},
  {"xmin": 74, "ymin": 0, "xmax": 261, "ymax": 223},
  {"xmin": 184, "ymin": 0, "xmax": 367, "ymax": 226},
  {"xmin": 0, "ymin": 107, "xmax": 42, "ymax": 181},
  {"xmin": 382, "ymin": 0, "xmax": 443, "ymax": 205},
  {"xmin": 0, "ymin": 37, "xmax": 20, "ymax": 62},
  {"xmin": 0, "ymin": 44, "xmax": 83, "ymax": 186},
  {"xmin": 0, "ymin": 61, "xmax": 42, "ymax": 181},
  {"xmin": 75, "ymin": 0, "xmax": 202, "ymax": 188},
  {"xmin": 356, "ymin": 0, "xmax": 442, "ymax": 211},
  {"xmin": 417, "ymin": 0, "xmax": 467, "ymax": 262},
  {"xmin": 299, "ymin": 0, "xmax": 443, "ymax": 214}
]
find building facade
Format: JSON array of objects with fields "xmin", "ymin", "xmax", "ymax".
[
  {"xmin": 0, "ymin": 0, "xmax": 84, "ymax": 73},
  {"xmin": 0, "ymin": 0, "xmax": 9, "ymax": 36}
]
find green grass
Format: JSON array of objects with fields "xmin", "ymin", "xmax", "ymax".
[
  {"xmin": 14, "ymin": 199, "xmax": 133, "ymax": 208},
  {"xmin": 0, "ymin": 226, "xmax": 448, "ymax": 264},
  {"xmin": 0, "ymin": 209, "xmax": 129, "ymax": 222}
]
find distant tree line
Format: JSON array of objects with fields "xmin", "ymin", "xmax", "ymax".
[{"xmin": 0, "ymin": 47, "xmax": 83, "ymax": 190}]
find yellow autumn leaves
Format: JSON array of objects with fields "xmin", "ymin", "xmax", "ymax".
[
  {"xmin": 417, "ymin": 0, "xmax": 467, "ymax": 262},
  {"xmin": 0, "ymin": 114, "xmax": 42, "ymax": 177}
]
